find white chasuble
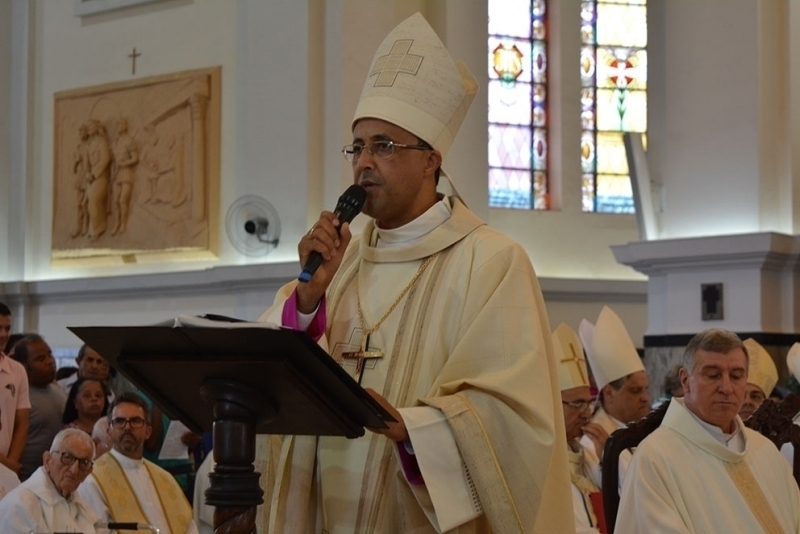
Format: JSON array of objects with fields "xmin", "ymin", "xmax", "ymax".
[
  {"xmin": 256, "ymin": 197, "xmax": 574, "ymax": 533},
  {"xmin": 617, "ymin": 398, "xmax": 800, "ymax": 533}
]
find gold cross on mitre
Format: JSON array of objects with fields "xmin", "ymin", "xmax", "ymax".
[
  {"xmin": 561, "ymin": 343, "xmax": 588, "ymax": 386},
  {"xmin": 370, "ymin": 39, "xmax": 423, "ymax": 87},
  {"xmin": 341, "ymin": 333, "xmax": 384, "ymax": 385}
]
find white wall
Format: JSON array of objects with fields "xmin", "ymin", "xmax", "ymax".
[{"xmin": 0, "ymin": 0, "xmax": 650, "ymax": 351}]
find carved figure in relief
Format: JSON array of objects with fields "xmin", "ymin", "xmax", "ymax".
[
  {"xmin": 139, "ymin": 126, "xmax": 161, "ymax": 204},
  {"xmin": 85, "ymin": 120, "xmax": 112, "ymax": 241},
  {"xmin": 70, "ymin": 123, "xmax": 91, "ymax": 238},
  {"xmin": 110, "ymin": 118, "xmax": 138, "ymax": 236}
]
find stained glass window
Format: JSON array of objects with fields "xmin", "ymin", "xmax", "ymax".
[
  {"xmin": 581, "ymin": 0, "xmax": 647, "ymax": 213},
  {"xmin": 488, "ymin": 0, "xmax": 548, "ymax": 210}
]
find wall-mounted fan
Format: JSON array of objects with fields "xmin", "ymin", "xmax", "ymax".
[{"xmin": 225, "ymin": 195, "xmax": 281, "ymax": 257}]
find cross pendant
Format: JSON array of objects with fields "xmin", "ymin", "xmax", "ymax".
[{"xmin": 341, "ymin": 334, "xmax": 384, "ymax": 385}]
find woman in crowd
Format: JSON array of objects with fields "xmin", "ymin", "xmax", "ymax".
[{"xmin": 62, "ymin": 377, "xmax": 109, "ymax": 439}]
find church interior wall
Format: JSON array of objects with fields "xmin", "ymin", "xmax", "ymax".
[
  {"xmin": 1, "ymin": 0, "xmax": 664, "ymax": 355},
  {"xmin": 650, "ymin": 0, "xmax": 762, "ymax": 239}
]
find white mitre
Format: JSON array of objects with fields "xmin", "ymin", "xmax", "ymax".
[
  {"xmin": 553, "ymin": 323, "xmax": 590, "ymax": 392},
  {"xmin": 585, "ymin": 306, "xmax": 644, "ymax": 390},
  {"xmin": 787, "ymin": 342, "xmax": 800, "ymax": 383},
  {"xmin": 742, "ymin": 338, "xmax": 778, "ymax": 396},
  {"xmin": 578, "ymin": 319, "xmax": 595, "ymax": 362},
  {"xmin": 352, "ymin": 12, "xmax": 478, "ymax": 161}
]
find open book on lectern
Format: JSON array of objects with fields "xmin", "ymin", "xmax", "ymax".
[{"xmin": 68, "ymin": 315, "xmax": 394, "ymax": 439}]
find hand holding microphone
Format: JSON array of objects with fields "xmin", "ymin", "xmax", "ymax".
[{"xmin": 298, "ymin": 185, "xmax": 367, "ymax": 283}]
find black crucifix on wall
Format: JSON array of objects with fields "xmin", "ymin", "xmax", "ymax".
[{"xmin": 701, "ymin": 283, "xmax": 724, "ymax": 320}]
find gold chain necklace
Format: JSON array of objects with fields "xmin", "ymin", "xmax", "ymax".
[{"xmin": 356, "ymin": 252, "xmax": 439, "ymax": 347}]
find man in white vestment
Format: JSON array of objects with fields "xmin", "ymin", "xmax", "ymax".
[
  {"xmin": 78, "ymin": 392, "xmax": 198, "ymax": 534},
  {"xmin": 617, "ymin": 328, "xmax": 800, "ymax": 533},
  {"xmin": 738, "ymin": 338, "xmax": 778, "ymax": 420},
  {"xmin": 578, "ymin": 306, "xmax": 650, "ymax": 488},
  {"xmin": 553, "ymin": 323, "xmax": 604, "ymax": 534},
  {"xmin": 0, "ymin": 428, "xmax": 99, "ymax": 533},
  {"xmin": 255, "ymin": 12, "xmax": 573, "ymax": 534}
]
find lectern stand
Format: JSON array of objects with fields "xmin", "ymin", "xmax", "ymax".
[{"xmin": 69, "ymin": 324, "xmax": 392, "ymax": 534}]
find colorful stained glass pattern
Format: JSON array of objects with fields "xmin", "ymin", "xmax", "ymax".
[
  {"xmin": 488, "ymin": 0, "xmax": 549, "ymax": 209},
  {"xmin": 580, "ymin": 0, "xmax": 647, "ymax": 213}
]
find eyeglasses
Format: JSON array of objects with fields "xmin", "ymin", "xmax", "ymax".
[
  {"xmin": 341, "ymin": 140, "xmax": 431, "ymax": 162},
  {"xmin": 110, "ymin": 416, "xmax": 146, "ymax": 429},
  {"xmin": 53, "ymin": 451, "xmax": 93, "ymax": 471},
  {"xmin": 562, "ymin": 399, "xmax": 595, "ymax": 412}
]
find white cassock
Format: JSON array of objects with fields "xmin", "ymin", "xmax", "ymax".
[
  {"xmin": 568, "ymin": 444, "xmax": 601, "ymax": 534},
  {"xmin": 0, "ymin": 467, "xmax": 98, "ymax": 534},
  {"xmin": 579, "ymin": 405, "xmax": 632, "ymax": 490},
  {"xmin": 617, "ymin": 398, "xmax": 800, "ymax": 533},
  {"xmin": 78, "ymin": 448, "xmax": 199, "ymax": 534}
]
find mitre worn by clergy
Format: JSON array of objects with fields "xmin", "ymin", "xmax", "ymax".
[
  {"xmin": 578, "ymin": 306, "xmax": 649, "ymax": 488},
  {"xmin": 255, "ymin": 12, "xmax": 573, "ymax": 533},
  {"xmin": 553, "ymin": 323, "xmax": 603, "ymax": 534},
  {"xmin": 617, "ymin": 329, "xmax": 800, "ymax": 533},
  {"xmin": 739, "ymin": 338, "xmax": 778, "ymax": 420}
]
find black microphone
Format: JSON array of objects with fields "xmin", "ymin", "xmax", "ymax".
[{"xmin": 298, "ymin": 184, "xmax": 367, "ymax": 282}]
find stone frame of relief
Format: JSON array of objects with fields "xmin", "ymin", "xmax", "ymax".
[{"xmin": 51, "ymin": 66, "xmax": 221, "ymax": 265}]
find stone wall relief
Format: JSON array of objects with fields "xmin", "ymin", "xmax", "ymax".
[{"xmin": 52, "ymin": 67, "xmax": 221, "ymax": 264}]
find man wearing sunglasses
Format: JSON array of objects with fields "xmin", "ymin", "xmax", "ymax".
[
  {"xmin": 78, "ymin": 392, "xmax": 198, "ymax": 534},
  {"xmin": 257, "ymin": 12, "xmax": 571, "ymax": 534},
  {"xmin": 0, "ymin": 427, "xmax": 98, "ymax": 533}
]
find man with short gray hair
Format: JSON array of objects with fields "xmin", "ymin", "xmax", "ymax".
[
  {"xmin": 0, "ymin": 427, "xmax": 98, "ymax": 533},
  {"xmin": 617, "ymin": 328, "xmax": 800, "ymax": 532}
]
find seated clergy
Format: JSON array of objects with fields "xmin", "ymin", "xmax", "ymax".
[
  {"xmin": 553, "ymin": 323, "xmax": 604, "ymax": 534},
  {"xmin": 78, "ymin": 392, "xmax": 198, "ymax": 534},
  {"xmin": 738, "ymin": 338, "xmax": 778, "ymax": 420},
  {"xmin": 0, "ymin": 428, "xmax": 98, "ymax": 534},
  {"xmin": 617, "ymin": 329, "xmax": 800, "ymax": 533},
  {"xmin": 578, "ymin": 306, "xmax": 651, "ymax": 487}
]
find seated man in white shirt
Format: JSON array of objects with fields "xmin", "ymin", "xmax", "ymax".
[
  {"xmin": 78, "ymin": 392, "xmax": 198, "ymax": 534},
  {"xmin": 0, "ymin": 427, "xmax": 98, "ymax": 533},
  {"xmin": 617, "ymin": 328, "xmax": 800, "ymax": 533}
]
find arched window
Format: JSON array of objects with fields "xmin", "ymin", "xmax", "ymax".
[
  {"xmin": 580, "ymin": 0, "xmax": 648, "ymax": 213},
  {"xmin": 488, "ymin": 0, "xmax": 548, "ymax": 210}
]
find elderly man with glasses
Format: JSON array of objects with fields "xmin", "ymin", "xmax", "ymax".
[
  {"xmin": 78, "ymin": 392, "xmax": 198, "ymax": 534},
  {"xmin": 553, "ymin": 323, "xmax": 607, "ymax": 534},
  {"xmin": 0, "ymin": 427, "xmax": 99, "ymax": 533}
]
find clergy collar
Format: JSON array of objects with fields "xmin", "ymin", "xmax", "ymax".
[
  {"xmin": 371, "ymin": 198, "xmax": 451, "ymax": 248},
  {"xmin": 682, "ymin": 401, "xmax": 745, "ymax": 452},
  {"xmin": 663, "ymin": 398, "xmax": 747, "ymax": 459},
  {"xmin": 110, "ymin": 446, "xmax": 144, "ymax": 469},
  {"xmin": 360, "ymin": 196, "xmax": 485, "ymax": 264}
]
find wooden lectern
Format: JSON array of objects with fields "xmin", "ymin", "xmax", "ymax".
[{"xmin": 69, "ymin": 323, "xmax": 393, "ymax": 534}]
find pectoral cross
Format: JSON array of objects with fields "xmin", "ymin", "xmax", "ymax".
[{"xmin": 341, "ymin": 334, "xmax": 384, "ymax": 385}]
